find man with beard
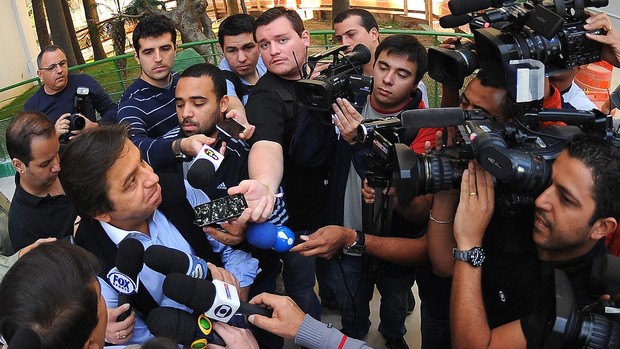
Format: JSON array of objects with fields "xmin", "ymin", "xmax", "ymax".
[
  {"xmin": 449, "ymin": 134, "xmax": 619, "ymax": 348},
  {"xmin": 6, "ymin": 111, "xmax": 78, "ymax": 250}
]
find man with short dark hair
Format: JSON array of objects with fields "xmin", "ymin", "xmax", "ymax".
[
  {"xmin": 6, "ymin": 111, "xmax": 77, "ymax": 250},
  {"xmin": 0, "ymin": 241, "xmax": 107, "ymax": 349},
  {"xmin": 24, "ymin": 45, "xmax": 117, "ymax": 139},
  {"xmin": 217, "ymin": 14, "xmax": 267, "ymax": 105},
  {"xmin": 450, "ymin": 134, "xmax": 619, "ymax": 349},
  {"xmin": 59, "ymin": 125, "xmax": 238, "ymax": 345}
]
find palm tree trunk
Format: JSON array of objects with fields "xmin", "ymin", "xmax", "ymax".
[
  {"xmin": 32, "ymin": 0, "xmax": 51, "ymax": 50},
  {"xmin": 83, "ymin": 0, "xmax": 106, "ymax": 60},
  {"xmin": 61, "ymin": 0, "xmax": 85, "ymax": 64},
  {"xmin": 43, "ymin": 0, "xmax": 77, "ymax": 66}
]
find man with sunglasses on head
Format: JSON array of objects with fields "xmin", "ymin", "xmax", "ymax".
[{"xmin": 24, "ymin": 45, "xmax": 117, "ymax": 140}]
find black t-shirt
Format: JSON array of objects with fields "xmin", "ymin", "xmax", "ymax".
[
  {"xmin": 246, "ymin": 72, "xmax": 329, "ymax": 231},
  {"xmin": 8, "ymin": 174, "xmax": 78, "ymax": 250},
  {"xmin": 482, "ymin": 208, "xmax": 607, "ymax": 329}
]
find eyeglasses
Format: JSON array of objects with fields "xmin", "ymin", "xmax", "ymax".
[{"xmin": 39, "ymin": 60, "xmax": 67, "ymax": 72}]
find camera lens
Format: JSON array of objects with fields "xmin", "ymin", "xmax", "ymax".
[{"xmin": 69, "ymin": 114, "xmax": 86, "ymax": 131}]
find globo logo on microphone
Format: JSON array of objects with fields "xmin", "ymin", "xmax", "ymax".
[{"xmin": 107, "ymin": 267, "xmax": 139, "ymax": 295}]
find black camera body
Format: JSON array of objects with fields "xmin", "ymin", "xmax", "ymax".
[
  {"xmin": 429, "ymin": 0, "xmax": 609, "ymax": 98},
  {"xmin": 295, "ymin": 44, "xmax": 373, "ymax": 112},
  {"xmin": 527, "ymin": 257, "xmax": 620, "ymax": 349}
]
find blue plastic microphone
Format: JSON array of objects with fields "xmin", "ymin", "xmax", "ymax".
[{"xmin": 246, "ymin": 222, "xmax": 295, "ymax": 252}]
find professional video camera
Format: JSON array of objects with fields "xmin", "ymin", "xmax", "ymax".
[
  {"xmin": 357, "ymin": 107, "xmax": 620, "ymax": 210},
  {"xmin": 526, "ymin": 255, "xmax": 620, "ymax": 348},
  {"xmin": 295, "ymin": 44, "xmax": 373, "ymax": 112},
  {"xmin": 428, "ymin": 0, "xmax": 609, "ymax": 99}
]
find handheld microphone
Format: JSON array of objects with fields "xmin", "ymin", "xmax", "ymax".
[
  {"xmin": 187, "ymin": 144, "xmax": 225, "ymax": 191},
  {"xmin": 107, "ymin": 238, "xmax": 144, "ymax": 322},
  {"xmin": 146, "ymin": 306, "xmax": 226, "ymax": 347},
  {"xmin": 439, "ymin": 14, "xmax": 472, "ymax": 28},
  {"xmin": 246, "ymin": 222, "xmax": 295, "ymax": 252},
  {"xmin": 144, "ymin": 245, "xmax": 209, "ymax": 279},
  {"xmin": 9, "ymin": 327, "xmax": 41, "ymax": 349},
  {"xmin": 163, "ymin": 273, "xmax": 273, "ymax": 323}
]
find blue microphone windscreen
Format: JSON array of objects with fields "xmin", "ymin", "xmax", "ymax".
[{"xmin": 247, "ymin": 222, "xmax": 278, "ymax": 249}]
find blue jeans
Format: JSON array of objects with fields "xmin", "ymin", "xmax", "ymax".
[
  {"xmin": 281, "ymin": 230, "xmax": 322, "ymax": 320},
  {"xmin": 332, "ymin": 254, "xmax": 416, "ymax": 339}
]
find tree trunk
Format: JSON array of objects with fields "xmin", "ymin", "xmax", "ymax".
[
  {"xmin": 110, "ymin": 17, "xmax": 127, "ymax": 72},
  {"xmin": 332, "ymin": 0, "xmax": 350, "ymax": 20},
  {"xmin": 82, "ymin": 0, "xmax": 106, "ymax": 60},
  {"xmin": 43, "ymin": 0, "xmax": 77, "ymax": 66},
  {"xmin": 32, "ymin": 0, "xmax": 51, "ymax": 50},
  {"xmin": 61, "ymin": 0, "xmax": 85, "ymax": 64},
  {"xmin": 226, "ymin": 0, "xmax": 239, "ymax": 15}
]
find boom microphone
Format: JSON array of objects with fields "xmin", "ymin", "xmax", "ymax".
[
  {"xmin": 448, "ymin": 0, "xmax": 502, "ymax": 16},
  {"xmin": 144, "ymin": 245, "xmax": 209, "ymax": 279},
  {"xmin": 187, "ymin": 144, "xmax": 225, "ymax": 191},
  {"xmin": 400, "ymin": 108, "xmax": 469, "ymax": 129},
  {"xmin": 163, "ymin": 273, "xmax": 273, "ymax": 323},
  {"xmin": 439, "ymin": 14, "xmax": 472, "ymax": 28},
  {"xmin": 147, "ymin": 306, "xmax": 226, "ymax": 347},
  {"xmin": 345, "ymin": 44, "xmax": 372, "ymax": 66},
  {"xmin": 107, "ymin": 238, "xmax": 144, "ymax": 322},
  {"xmin": 246, "ymin": 222, "xmax": 295, "ymax": 252}
]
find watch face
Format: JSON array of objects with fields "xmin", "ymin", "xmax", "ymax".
[{"xmin": 470, "ymin": 248, "xmax": 485, "ymax": 267}]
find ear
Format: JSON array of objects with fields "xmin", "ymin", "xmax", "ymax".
[
  {"xmin": 590, "ymin": 217, "xmax": 617, "ymax": 240},
  {"xmin": 370, "ymin": 27, "xmax": 380, "ymax": 42},
  {"xmin": 12, "ymin": 158, "xmax": 24, "ymax": 174},
  {"xmin": 93, "ymin": 212, "xmax": 112, "ymax": 224},
  {"xmin": 220, "ymin": 95, "xmax": 229, "ymax": 114},
  {"xmin": 36, "ymin": 69, "xmax": 44, "ymax": 80},
  {"xmin": 134, "ymin": 51, "xmax": 140, "ymax": 64},
  {"xmin": 302, "ymin": 30, "xmax": 311, "ymax": 47}
]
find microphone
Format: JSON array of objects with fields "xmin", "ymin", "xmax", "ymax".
[
  {"xmin": 144, "ymin": 245, "xmax": 209, "ymax": 279},
  {"xmin": 107, "ymin": 238, "xmax": 144, "ymax": 322},
  {"xmin": 9, "ymin": 327, "xmax": 41, "ymax": 349},
  {"xmin": 146, "ymin": 306, "xmax": 226, "ymax": 347},
  {"xmin": 439, "ymin": 14, "xmax": 472, "ymax": 28},
  {"xmin": 246, "ymin": 222, "xmax": 295, "ymax": 252},
  {"xmin": 163, "ymin": 273, "xmax": 273, "ymax": 323},
  {"xmin": 187, "ymin": 143, "xmax": 225, "ymax": 191},
  {"xmin": 448, "ymin": 0, "xmax": 501, "ymax": 16},
  {"xmin": 400, "ymin": 108, "xmax": 468, "ymax": 129}
]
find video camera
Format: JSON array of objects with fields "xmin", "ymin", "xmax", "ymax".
[
  {"xmin": 526, "ymin": 255, "xmax": 620, "ymax": 348},
  {"xmin": 295, "ymin": 44, "xmax": 373, "ymax": 112},
  {"xmin": 357, "ymin": 107, "xmax": 620, "ymax": 212},
  {"xmin": 428, "ymin": 0, "xmax": 609, "ymax": 100}
]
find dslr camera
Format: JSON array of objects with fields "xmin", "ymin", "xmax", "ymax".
[
  {"xmin": 295, "ymin": 44, "xmax": 373, "ymax": 112},
  {"xmin": 428, "ymin": 0, "xmax": 609, "ymax": 100}
]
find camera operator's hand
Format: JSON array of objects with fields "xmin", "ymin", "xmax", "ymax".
[
  {"xmin": 362, "ymin": 179, "xmax": 375, "ymax": 204},
  {"xmin": 248, "ymin": 293, "xmax": 306, "ymax": 339},
  {"xmin": 453, "ymin": 162, "xmax": 495, "ymax": 249},
  {"xmin": 54, "ymin": 113, "xmax": 71, "ymax": 138},
  {"xmin": 439, "ymin": 36, "xmax": 463, "ymax": 49},
  {"xmin": 332, "ymin": 97, "xmax": 364, "ymax": 144},
  {"xmin": 292, "ymin": 225, "xmax": 356, "ymax": 259},
  {"xmin": 585, "ymin": 12, "xmax": 620, "ymax": 68}
]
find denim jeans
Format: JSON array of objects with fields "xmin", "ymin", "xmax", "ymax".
[
  {"xmin": 281, "ymin": 230, "xmax": 322, "ymax": 320},
  {"xmin": 332, "ymin": 254, "xmax": 416, "ymax": 339}
]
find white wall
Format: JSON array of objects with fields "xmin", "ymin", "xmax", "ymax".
[{"xmin": 0, "ymin": 0, "xmax": 39, "ymax": 107}]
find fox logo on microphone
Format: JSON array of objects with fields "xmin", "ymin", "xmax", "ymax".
[{"xmin": 107, "ymin": 267, "xmax": 139, "ymax": 295}]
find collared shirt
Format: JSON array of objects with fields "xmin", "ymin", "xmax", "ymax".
[
  {"xmin": 219, "ymin": 56, "xmax": 267, "ymax": 105},
  {"xmin": 98, "ymin": 210, "xmax": 195, "ymax": 345},
  {"xmin": 8, "ymin": 173, "xmax": 77, "ymax": 250}
]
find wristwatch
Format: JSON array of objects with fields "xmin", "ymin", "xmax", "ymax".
[
  {"xmin": 452, "ymin": 246, "xmax": 485, "ymax": 267},
  {"xmin": 343, "ymin": 230, "xmax": 365, "ymax": 256},
  {"xmin": 173, "ymin": 139, "xmax": 188, "ymax": 161}
]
